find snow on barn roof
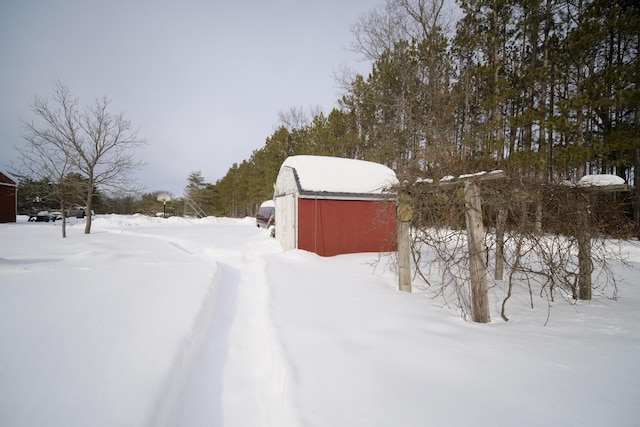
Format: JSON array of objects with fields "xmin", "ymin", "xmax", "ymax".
[{"xmin": 278, "ymin": 155, "xmax": 398, "ymax": 196}]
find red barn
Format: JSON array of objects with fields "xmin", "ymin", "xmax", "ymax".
[
  {"xmin": 0, "ymin": 171, "xmax": 17, "ymax": 223},
  {"xmin": 274, "ymin": 156, "xmax": 398, "ymax": 257}
]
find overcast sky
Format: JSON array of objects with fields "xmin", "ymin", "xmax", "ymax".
[{"xmin": 1, "ymin": 0, "xmax": 378, "ymax": 196}]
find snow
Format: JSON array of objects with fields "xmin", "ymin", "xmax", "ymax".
[
  {"xmin": 415, "ymin": 177, "xmax": 434, "ymax": 184},
  {"xmin": 260, "ymin": 199, "xmax": 275, "ymax": 208},
  {"xmin": 577, "ymin": 174, "xmax": 626, "ymax": 187},
  {"xmin": 278, "ymin": 155, "xmax": 398, "ymax": 194},
  {"xmin": 458, "ymin": 171, "xmax": 487, "ymax": 179},
  {"xmin": 1, "ymin": 214, "xmax": 639, "ymax": 427}
]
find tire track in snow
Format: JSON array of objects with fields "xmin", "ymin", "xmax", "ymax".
[
  {"xmin": 84, "ymin": 223, "xmax": 298, "ymax": 425},
  {"xmin": 112, "ymin": 231, "xmax": 236, "ymax": 427},
  {"xmin": 166, "ymin": 263, "xmax": 239, "ymax": 427},
  {"xmin": 166, "ymin": 240, "xmax": 194, "ymax": 255},
  {"xmin": 149, "ymin": 238, "xmax": 231, "ymax": 427},
  {"xmin": 167, "ymin": 251, "xmax": 300, "ymax": 427},
  {"xmin": 220, "ymin": 254, "xmax": 300, "ymax": 427},
  {"xmin": 152, "ymin": 269, "xmax": 222, "ymax": 427}
]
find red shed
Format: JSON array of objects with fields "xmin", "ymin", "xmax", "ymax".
[
  {"xmin": 274, "ymin": 156, "xmax": 398, "ymax": 257},
  {"xmin": 0, "ymin": 171, "xmax": 17, "ymax": 223}
]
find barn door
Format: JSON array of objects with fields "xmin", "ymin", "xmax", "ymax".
[{"xmin": 275, "ymin": 193, "xmax": 297, "ymax": 251}]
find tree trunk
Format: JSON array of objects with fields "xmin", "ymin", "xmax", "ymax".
[
  {"xmin": 494, "ymin": 207, "xmax": 507, "ymax": 281},
  {"xmin": 575, "ymin": 0, "xmax": 586, "ymax": 181},
  {"xmin": 60, "ymin": 199, "xmax": 67, "ymax": 238},
  {"xmin": 635, "ymin": 147, "xmax": 640, "ymax": 239},
  {"xmin": 534, "ymin": 192, "xmax": 543, "ymax": 234},
  {"xmin": 635, "ymin": 34, "xmax": 640, "ymax": 238},
  {"xmin": 577, "ymin": 216, "xmax": 592, "ymax": 300},
  {"xmin": 84, "ymin": 176, "xmax": 94, "ymax": 234},
  {"xmin": 577, "ymin": 192, "xmax": 592, "ymax": 300}
]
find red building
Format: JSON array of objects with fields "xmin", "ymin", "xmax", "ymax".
[
  {"xmin": 274, "ymin": 156, "xmax": 398, "ymax": 257},
  {"xmin": 0, "ymin": 171, "xmax": 17, "ymax": 223}
]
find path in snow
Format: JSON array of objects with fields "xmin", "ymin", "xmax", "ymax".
[{"xmin": 165, "ymin": 237, "xmax": 300, "ymax": 426}]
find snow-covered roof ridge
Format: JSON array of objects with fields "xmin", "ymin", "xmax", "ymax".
[{"xmin": 279, "ymin": 155, "xmax": 398, "ymax": 194}]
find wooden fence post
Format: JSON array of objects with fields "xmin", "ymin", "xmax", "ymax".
[
  {"xmin": 464, "ymin": 181, "xmax": 490, "ymax": 323},
  {"xmin": 397, "ymin": 203, "xmax": 412, "ymax": 292},
  {"xmin": 494, "ymin": 207, "xmax": 507, "ymax": 281},
  {"xmin": 577, "ymin": 202, "xmax": 592, "ymax": 300}
]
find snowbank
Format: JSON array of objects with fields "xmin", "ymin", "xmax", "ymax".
[{"xmin": 1, "ymin": 214, "xmax": 639, "ymax": 426}]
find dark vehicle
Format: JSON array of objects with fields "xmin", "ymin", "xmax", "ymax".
[
  {"xmin": 256, "ymin": 200, "xmax": 275, "ymax": 237},
  {"xmin": 67, "ymin": 207, "xmax": 87, "ymax": 218},
  {"xmin": 29, "ymin": 210, "xmax": 52, "ymax": 222}
]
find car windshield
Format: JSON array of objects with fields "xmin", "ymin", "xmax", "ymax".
[{"xmin": 258, "ymin": 207, "xmax": 273, "ymax": 217}]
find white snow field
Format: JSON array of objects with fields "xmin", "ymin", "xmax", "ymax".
[{"xmin": 0, "ymin": 214, "xmax": 639, "ymax": 427}]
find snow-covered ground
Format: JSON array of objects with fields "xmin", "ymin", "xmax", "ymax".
[{"xmin": 0, "ymin": 214, "xmax": 638, "ymax": 427}]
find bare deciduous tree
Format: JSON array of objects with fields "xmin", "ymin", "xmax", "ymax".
[
  {"xmin": 350, "ymin": 0, "xmax": 456, "ymax": 62},
  {"xmin": 20, "ymin": 81, "xmax": 146, "ymax": 234},
  {"xmin": 17, "ymin": 121, "xmax": 75, "ymax": 237},
  {"xmin": 277, "ymin": 105, "xmax": 322, "ymax": 131}
]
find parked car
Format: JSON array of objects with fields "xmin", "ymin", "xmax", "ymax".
[
  {"xmin": 256, "ymin": 200, "xmax": 275, "ymax": 237},
  {"xmin": 28, "ymin": 210, "xmax": 52, "ymax": 222},
  {"xmin": 66, "ymin": 206, "xmax": 87, "ymax": 218}
]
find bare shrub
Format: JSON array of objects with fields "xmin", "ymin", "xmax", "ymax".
[{"xmin": 400, "ymin": 176, "xmax": 631, "ymax": 322}]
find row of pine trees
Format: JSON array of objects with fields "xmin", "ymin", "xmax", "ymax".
[{"xmin": 188, "ymin": 0, "xmax": 638, "ymax": 223}]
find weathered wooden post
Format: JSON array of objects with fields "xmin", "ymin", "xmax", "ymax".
[
  {"xmin": 404, "ymin": 170, "xmax": 504, "ymax": 319},
  {"xmin": 464, "ymin": 181, "xmax": 490, "ymax": 323},
  {"xmin": 494, "ymin": 207, "xmax": 507, "ymax": 281},
  {"xmin": 577, "ymin": 221, "xmax": 592, "ymax": 300},
  {"xmin": 577, "ymin": 195, "xmax": 593, "ymax": 300},
  {"xmin": 397, "ymin": 203, "xmax": 413, "ymax": 292}
]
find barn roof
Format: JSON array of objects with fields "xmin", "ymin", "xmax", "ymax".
[
  {"xmin": 276, "ymin": 156, "xmax": 398, "ymax": 199},
  {"xmin": 0, "ymin": 171, "xmax": 17, "ymax": 187}
]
